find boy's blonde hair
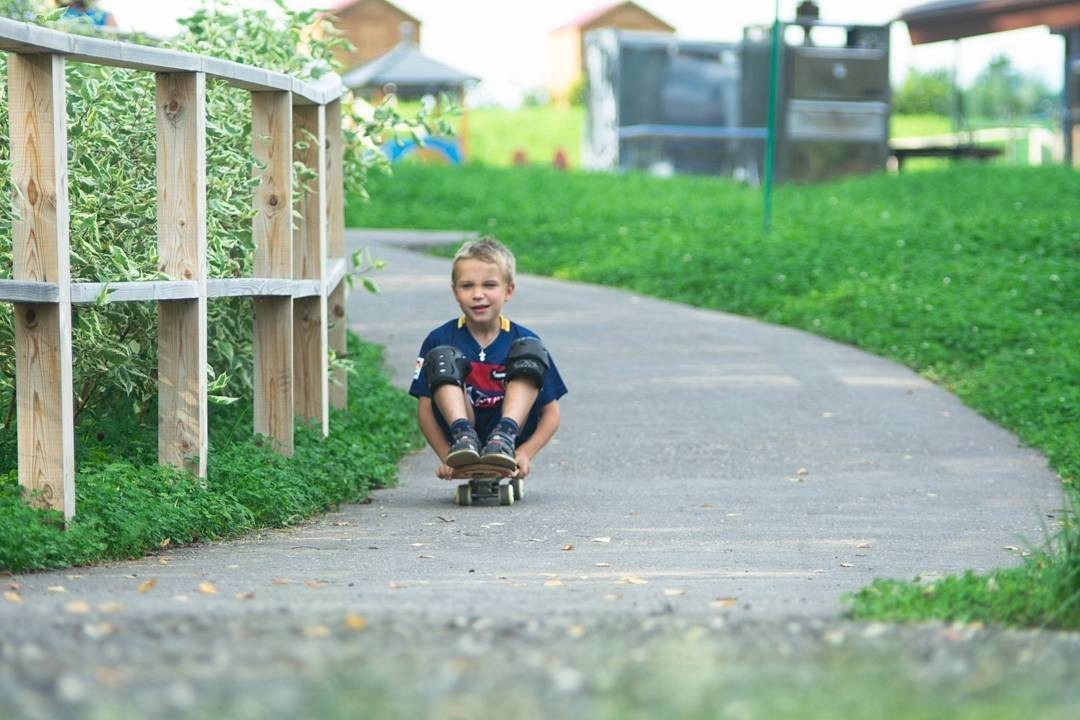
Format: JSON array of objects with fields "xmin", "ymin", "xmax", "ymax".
[{"xmin": 452, "ymin": 236, "xmax": 516, "ymax": 285}]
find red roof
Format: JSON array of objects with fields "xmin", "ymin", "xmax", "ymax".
[{"xmin": 553, "ymin": 1, "xmax": 674, "ymax": 32}]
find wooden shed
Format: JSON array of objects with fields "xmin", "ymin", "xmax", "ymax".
[
  {"xmin": 898, "ymin": 0, "xmax": 1080, "ymax": 166},
  {"xmin": 550, "ymin": 1, "xmax": 675, "ymax": 105},
  {"xmin": 327, "ymin": 0, "xmax": 422, "ymax": 72}
]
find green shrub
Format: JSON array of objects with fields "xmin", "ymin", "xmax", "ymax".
[{"xmin": 0, "ymin": 334, "xmax": 421, "ymax": 573}]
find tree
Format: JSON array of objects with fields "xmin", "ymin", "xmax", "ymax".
[
  {"xmin": 892, "ymin": 67, "xmax": 953, "ymax": 116},
  {"xmin": 967, "ymin": 54, "xmax": 1056, "ymax": 119}
]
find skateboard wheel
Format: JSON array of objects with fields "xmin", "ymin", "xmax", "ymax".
[
  {"xmin": 455, "ymin": 484, "xmax": 472, "ymax": 506},
  {"xmin": 511, "ymin": 477, "xmax": 524, "ymax": 501},
  {"xmin": 498, "ymin": 483, "xmax": 514, "ymax": 506}
]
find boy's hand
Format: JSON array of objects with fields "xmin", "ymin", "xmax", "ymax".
[
  {"xmin": 514, "ymin": 451, "xmax": 531, "ymax": 479},
  {"xmin": 436, "ymin": 463, "xmax": 455, "ymax": 480}
]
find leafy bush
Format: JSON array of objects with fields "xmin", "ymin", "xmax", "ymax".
[{"xmin": 0, "ymin": 334, "xmax": 421, "ymax": 572}]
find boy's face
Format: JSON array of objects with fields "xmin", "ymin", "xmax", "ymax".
[{"xmin": 452, "ymin": 259, "xmax": 514, "ymax": 327}]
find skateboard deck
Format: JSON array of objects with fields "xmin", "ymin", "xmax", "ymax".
[{"xmin": 450, "ymin": 463, "xmax": 523, "ymax": 506}]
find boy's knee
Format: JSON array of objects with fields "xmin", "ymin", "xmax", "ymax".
[
  {"xmin": 506, "ymin": 337, "xmax": 549, "ymax": 388},
  {"xmin": 424, "ymin": 345, "xmax": 471, "ymax": 390}
]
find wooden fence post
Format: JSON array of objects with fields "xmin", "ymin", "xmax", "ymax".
[
  {"xmin": 9, "ymin": 53, "xmax": 76, "ymax": 521},
  {"xmin": 251, "ymin": 91, "xmax": 294, "ymax": 455},
  {"xmin": 292, "ymin": 103, "xmax": 328, "ymax": 434},
  {"xmin": 326, "ymin": 99, "xmax": 348, "ymax": 410},
  {"xmin": 156, "ymin": 71, "xmax": 208, "ymax": 477}
]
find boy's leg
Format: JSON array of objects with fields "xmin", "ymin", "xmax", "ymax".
[
  {"xmin": 480, "ymin": 338, "xmax": 549, "ymax": 469},
  {"xmin": 425, "ymin": 346, "xmax": 480, "ymax": 467}
]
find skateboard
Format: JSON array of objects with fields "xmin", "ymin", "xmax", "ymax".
[{"xmin": 450, "ymin": 463, "xmax": 524, "ymax": 506}]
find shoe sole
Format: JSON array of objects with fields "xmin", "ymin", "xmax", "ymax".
[
  {"xmin": 446, "ymin": 448, "xmax": 480, "ymax": 468},
  {"xmin": 479, "ymin": 452, "xmax": 517, "ymax": 471}
]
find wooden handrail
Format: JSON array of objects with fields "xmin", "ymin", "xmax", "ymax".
[
  {"xmin": 2, "ymin": 18, "xmax": 351, "ymax": 520},
  {"xmin": 0, "ymin": 17, "xmax": 342, "ymax": 104}
]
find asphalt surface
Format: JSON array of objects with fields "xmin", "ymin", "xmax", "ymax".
[{"xmin": 1, "ymin": 228, "xmax": 1072, "ymax": 718}]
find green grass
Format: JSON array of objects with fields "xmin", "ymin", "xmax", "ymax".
[
  {"xmin": 349, "ymin": 162, "xmax": 1079, "ymax": 627},
  {"xmin": 0, "ymin": 334, "xmax": 421, "ymax": 573}
]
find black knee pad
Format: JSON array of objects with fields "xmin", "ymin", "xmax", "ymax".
[
  {"xmin": 506, "ymin": 337, "xmax": 549, "ymax": 388},
  {"xmin": 424, "ymin": 345, "xmax": 471, "ymax": 391}
]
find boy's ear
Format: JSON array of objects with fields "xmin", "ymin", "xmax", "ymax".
[{"xmin": 506, "ymin": 281, "xmax": 516, "ymax": 298}]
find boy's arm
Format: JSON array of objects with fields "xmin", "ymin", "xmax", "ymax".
[
  {"xmin": 417, "ymin": 396, "xmax": 454, "ymax": 478},
  {"xmin": 514, "ymin": 399, "xmax": 560, "ymax": 478}
]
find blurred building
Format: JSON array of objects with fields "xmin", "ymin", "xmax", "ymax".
[
  {"xmin": 343, "ymin": 23, "xmax": 478, "ymax": 164},
  {"xmin": 584, "ymin": 3, "xmax": 891, "ymax": 183},
  {"xmin": 327, "ymin": 0, "xmax": 422, "ymax": 72},
  {"xmin": 550, "ymin": 1, "xmax": 674, "ymax": 105}
]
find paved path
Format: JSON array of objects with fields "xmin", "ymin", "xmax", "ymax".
[
  {"xmin": 329, "ymin": 229, "xmax": 1063, "ymax": 618},
  {"xmin": 2, "ymin": 229, "xmax": 1064, "ymax": 621},
  {"xmin": 1, "ymin": 229, "xmax": 1072, "ymax": 719}
]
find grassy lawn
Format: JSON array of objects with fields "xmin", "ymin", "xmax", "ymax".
[
  {"xmin": 349, "ymin": 162, "xmax": 1079, "ymax": 628},
  {"xmin": 0, "ymin": 335, "xmax": 421, "ymax": 572},
  {"xmin": 447, "ymin": 108, "xmax": 975, "ymax": 168}
]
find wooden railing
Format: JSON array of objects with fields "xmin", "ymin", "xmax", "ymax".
[{"xmin": 0, "ymin": 18, "xmax": 350, "ymax": 520}]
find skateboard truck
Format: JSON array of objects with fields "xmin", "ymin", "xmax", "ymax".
[{"xmin": 450, "ymin": 463, "xmax": 524, "ymax": 506}]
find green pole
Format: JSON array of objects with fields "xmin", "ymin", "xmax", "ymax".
[{"xmin": 762, "ymin": 0, "xmax": 781, "ymax": 233}]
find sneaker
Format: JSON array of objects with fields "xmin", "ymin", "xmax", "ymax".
[
  {"xmin": 446, "ymin": 429, "xmax": 480, "ymax": 468},
  {"xmin": 479, "ymin": 431, "xmax": 517, "ymax": 471}
]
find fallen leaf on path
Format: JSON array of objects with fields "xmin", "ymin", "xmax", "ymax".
[
  {"xmin": 305, "ymin": 580, "xmax": 328, "ymax": 589},
  {"xmin": 159, "ymin": 538, "xmax": 172, "ymax": 549},
  {"xmin": 591, "ymin": 537, "xmax": 612, "ymax": 544},
  {"xmin": 388, "ymin": 582, "xmax": 407, "ymax": 590},
  {"xmin": 840, "ymin": 562, "xmax": 854, "ymax": 568},
  {"xmin": 65, "ymin": 575, "xmax": 82, "ymax": 581},
  {"xmin": 663, "ymin": 589, "xmax": 687, "ymax": 597},
  {"xmin": 234, "ymin": 592, "xmax": 255, "ymax": 601},
  {"xmin": 83, "ymin": 622, "xmax": 114, "ymax": 638},
  {"xmin": 271, "ymin": 578, "xmax": 291, "ymax": 586},
  {"xmin": 603, "ymin": 594, "xmax": 623, "ymax": 601},
  {"xmin": 137, "ymin": 579, "xmax": 157, "ymax": 593},
  {"xmin": 856, "ymin": 542, "xmax": 872, "ymax": 549},
  {"xmin": 561, "ymin": 545, "xmax": 575, "ymax": 552},
  {"xmin": 417, "ymin": 554, "xmax": 434, "ymax": 560},
  {"xmin": 158, "ymin": 558, "xmax": 169, "ymax": 565},
  {"xmin": 332, "ymin": 521, "xmax": 353, "ymax": 527},
  {"xmin": 618, "ymin": 577, "xmax": 648, "ymax": 585},
  {"xmin": 712, "ymin": 597, "xmax": 738, "ymax": 608},
  {"xmin": 47, "ymin": 586, "xmax": 67, "ymax": 594},
  {"xmin": 7, "ymin": 582, "xmax": 21, "ymax": 591},
  {"xmin": 4, "ymin": 591, "xmax": 23, "ymax": 604},
  {"xmin": 797, "ymin": 468, "xmax": 809, "ymax": 476},
  {"xmin": 302, "ymin": 624, "xmax": 330, "ymax": 639},
  {"xmin": 197, "ymin": 581, "xmax": 218, "ymax": 595},
  {"xmin": 64, "ymin": 600, "xmax": 91, "ymax": 614},
  {"xmin": 344, "ymin": 613, "xmax": 368, "ymax": 631},
  {"xmin": 98, "ymin": 602, "xmax": 124, "ymax": 614},
  {"xmin": 544, "ymin": 579, "xmax": 566, "ymax": 587}
]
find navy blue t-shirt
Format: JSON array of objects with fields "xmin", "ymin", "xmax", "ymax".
[{"xmin": 410, "ymin": 316, "xmax": 568, "ymax": 444}]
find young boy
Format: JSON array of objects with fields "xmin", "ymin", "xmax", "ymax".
[{"xmin": 410, "ymin": 237, "xmax": 567, "ymax": 480}]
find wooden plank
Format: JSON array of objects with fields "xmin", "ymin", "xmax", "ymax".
[
  {"xmin": 71, "ymin": 280, "xmax": 199, "ymax": 304},
  {"xmin": 0, "ymin": 18, "xmax": 343, "ymax": 105},
  {"xmin": 156, "ymin": 72, "xmax": 208, "ymax": 478},
  {"xmin": 292, "ymin": 103, "xmax": 328, "ymax": 433},
  {"xmin": 0, "ymin": 280, "xmax": 59, "ymax": 303},
  {"xmin": 326, "ymin": 100, "xmax": 348, "ymax": 410},
  {"xmin": 328, "ymin": 281, "xmax": 348, "ymax": 410},
  {"xmin": 9, "ymin": 53, "xmax": 75, "ymax": 520},
  {"xmin": 207, "ymin": 278, "xmax": 297, "ymax": 298},
  {"xmin": 252, "ymin": 91, "xmax": 294, "ymax": 455}
]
